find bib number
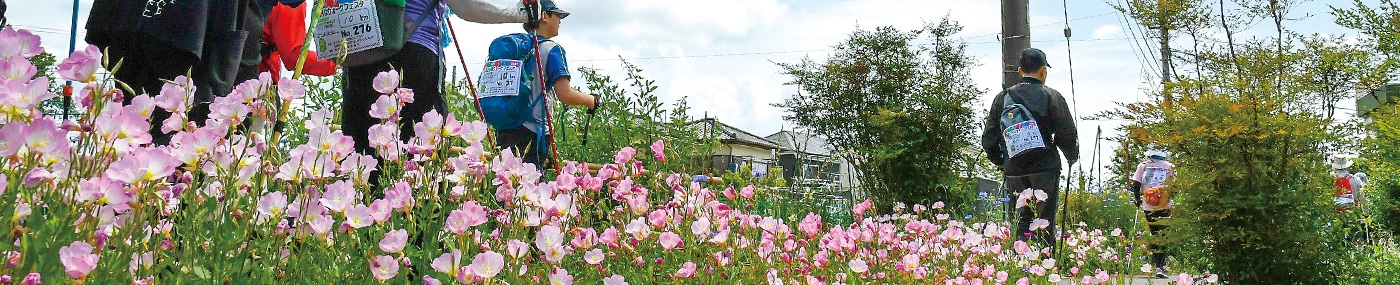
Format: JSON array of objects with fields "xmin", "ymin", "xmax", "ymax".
[
  {"xmin": 479, "ymin": 59, "xmax": 524, "ymax": 98},
  {"xmin": 314, "ymin": 0, "xmax": 386, "ymax": 61},
  {"xmin": 1143, "ymin": 167, "xmax": 1169, "ymax": 186},
  {"xmin": 1003, "ymin": 121, "xmax": 1046, "ymax": 158}
]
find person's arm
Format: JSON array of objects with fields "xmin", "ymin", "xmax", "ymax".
[
  {"xmin": 445, "ymin": 0, "xmax": 527, "ymax": 23},
  {"xmin": 552, "ymin": 77, "xmax": 595, "ymax": 109},
  {"xmin": 1131, "ymin": 164, "xmax": 1146, "ymax": 207},
  {"xmin": 271, "ymin": 3, "xmax": 337, "ymax": 76},
  {"xmin": 980, "ymin": 92, "xmax": 1008, "ymax": 168},
  {"xmin": 1051, "ymin": 91, "xmax": 1079, "ymax": 163}
]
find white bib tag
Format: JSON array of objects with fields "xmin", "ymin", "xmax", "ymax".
[
  {"xmin": 479, "ymin": 59, "xmax": 524, "ymax": 98},
  {"xmin": 1003, "ymin": 120, "xmax": 1046, "ymax": 158},
  {"xmin": 1144, "ymin": 167, "xmax": 1170, "ymax": 185},
  {"xmin": 314, "ymin": 0, "xmax": 386, "ymax": 61}
]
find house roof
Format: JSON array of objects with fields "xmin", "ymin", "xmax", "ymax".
[
  {"xmin": 689, "ymin": 118, "xmax": 783, "ymax": 150},
  {"xmin": 765, "ymin": 131, "xmax": 837, "ymax": 157}
]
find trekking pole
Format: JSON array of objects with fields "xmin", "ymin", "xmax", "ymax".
[
  {"xmin": 1058, "ymin": 161, "xmax": 1075, "ymax": 259},
  {"xmin": 445, "ymin": 19, "xmax": 493, "ymax": 145}
]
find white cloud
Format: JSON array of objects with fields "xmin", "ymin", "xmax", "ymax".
[{"xmin": 1092, "ymin": 24, "xmax": 1122, "ymax": 39}]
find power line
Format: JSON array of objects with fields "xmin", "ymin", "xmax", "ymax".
[{"xmin": 961, "ymin": 11, "xmax": 1119, "ymax": 41}]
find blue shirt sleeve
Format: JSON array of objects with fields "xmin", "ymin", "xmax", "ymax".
[{"xmin": 544, "ymin": 44, "xmax": 570, "ymax": 91}]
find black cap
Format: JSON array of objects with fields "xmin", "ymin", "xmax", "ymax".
[
  {"xmin": 541, "ymin": 0, "xmax": 570, "ymax": 19},
  {"xmin": 1019, "ymin": 48, "xmax": 1051, "ymax": 71}
]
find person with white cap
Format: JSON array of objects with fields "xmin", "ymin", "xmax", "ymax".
[
  {"xmin": 1131, "ymin": 148, "xmax": 1175, "ymax": 278},
  {"xmin": 1329, "ymin": 154, "xmax": 1366, "ymax": 210}
]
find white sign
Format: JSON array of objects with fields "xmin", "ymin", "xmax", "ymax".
[
  {"xmin": 1003, "ymin": 120, "xmax": 1046, "ymax": 158},
  {"xmin": 479, "ymin": 59, "xmax": 524, "ymax": 98},
  {"xmin": 1143, "ymin": 167, "xmax": 1170, "ymax": 186},
  {"xmin": 314, "ymin": 0, "xmax": 385, "ymax": 61}
]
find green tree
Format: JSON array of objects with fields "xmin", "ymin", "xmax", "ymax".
[{"xmin": 774, "ymin": 17, "xmax": 984, "ymax": 212}]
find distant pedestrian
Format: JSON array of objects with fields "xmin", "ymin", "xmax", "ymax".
[
  {"xmin": 1132, "ymin": 149, "xmax": 1175, "ymax": 278},
  {"xmin": 980, "ymin": 48, "xmax": 1079, "ymax": 249}
]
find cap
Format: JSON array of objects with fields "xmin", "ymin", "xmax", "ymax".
[
  {"xmin": 1019, "ymin": 48, "xmax": 1051, "ymax": 71},
  {"xmin": 541, "ymin": 0, "xmax": 570, "ymax": 19}
]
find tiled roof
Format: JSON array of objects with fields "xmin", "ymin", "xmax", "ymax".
[
  {"xmin": 689, "ymin": 118, "xmax": 783, "ymax": 150},
  {"xmin": 765, "ymin": 131, "xmax": 836, "ymax": 157}
]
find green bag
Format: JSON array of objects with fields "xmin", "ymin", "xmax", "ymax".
[{"xmin": 315, "ymin": 0, "xmax": 440, "ymax": 67}]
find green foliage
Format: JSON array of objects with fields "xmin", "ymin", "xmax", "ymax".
[
  {"xmin": 1363, "ymin": 105, "xmax": 1400, "ymax": 237},
  {"xmin": 775, "ymin": 17, "xmax": 984, "ymax": 212},
  {"xmin": 551, "ymin": 60, "xmax": 718, "ymax": 175}
]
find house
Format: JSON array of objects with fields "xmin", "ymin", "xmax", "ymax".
[
  {"xmin": 690, "ymin": 118, "xmax": 782, "ymax": 177},
  {"xmin": 765, "ymin": 131, "xmax": 860, "ymax": 189},
  {"xmin": 1358, "ymin": 83, "xmax": 1399, "ymax": 119}
]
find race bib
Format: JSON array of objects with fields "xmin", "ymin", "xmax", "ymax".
[
  {"xmin": 1143, "ymin": 167, "xmax": 1169, "ymax": 185},
  {"xmin": 1003, "ymin": 120, "xmax": 1046, "ymax": 158},
  {"xmin": 479, "ymin": 59, "xmax": 524, "ymax": 98},
  {"xmin": 314, "ymin": 0, "xmax": 386, "ymax": 61}
]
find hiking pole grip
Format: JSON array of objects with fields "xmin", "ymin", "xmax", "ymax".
[{"xmin": 522, "ymin": 0, "xmax": 542, "ymax": 30}]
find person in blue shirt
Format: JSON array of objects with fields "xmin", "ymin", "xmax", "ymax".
[{"xmin": 496, "ymin": 0, "xmax": 598, "ymax": 169}]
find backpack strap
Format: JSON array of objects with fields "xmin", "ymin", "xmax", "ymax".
[{"xmin": 405, "ymin": 0, "xmax": 445, "ymax": 39}]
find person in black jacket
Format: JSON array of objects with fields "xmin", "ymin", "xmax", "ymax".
[{"xmin": 980, "ymin": 48, "xmax": 1079, "ymax": 249}]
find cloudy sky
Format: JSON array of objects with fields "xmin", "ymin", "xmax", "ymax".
[{"xmin": 8, "ymin": 0, "xmax": 1380, "ymax": 179}]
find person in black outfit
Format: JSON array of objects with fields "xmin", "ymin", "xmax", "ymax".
[{"xmin": 980, "ymin": 48, "xmax": 1079, "ymax": 249}]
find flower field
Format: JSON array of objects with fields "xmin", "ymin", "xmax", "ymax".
[{"xmin": 0, "ymin": 28, "xmax": 1222, "ymax": 284}]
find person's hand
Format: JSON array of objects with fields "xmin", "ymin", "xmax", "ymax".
[
  {"xmin": 1134, "ymin": 197, "xmax": 1143, "ymax": 207},
  {"xmin": 586, "ymin": 94, "xmax": 600, "ymax": 115}
]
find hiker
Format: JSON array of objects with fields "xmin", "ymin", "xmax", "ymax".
[
  {"xmin": 979, "ymin": 47, "xmax": 1079, "ymax": 249},
  {"xmin": 1329, "ymin": 154, "xmax": 1366, "ymax": 211},
  {"xmin": 85, "ymin": 0, "xmax": 273, "ymax": 144},
  {"xmin": 485, "ymin": 0, "xmax": 599, "ymax": 169},
  {"xmin": 1132, "ymin": 149, "xmax": 1175, "ymax": 278}
]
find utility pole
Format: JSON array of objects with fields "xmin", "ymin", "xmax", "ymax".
[
  {"xmin": 1001, "ymin": 0, "xmax": 1030, "ymax": 89},
  {"xmin": 66, "ymin": 0, "xmax": 79, "ymax": 121},
  {"xmin": 1160, "ymin": 22, "xmax": 1172, "ymax": 103}
]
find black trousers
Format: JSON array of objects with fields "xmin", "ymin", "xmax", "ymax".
[
  {"xmin": 496, "ymin": 126, "xmax": 553, "ymax": 169},
  {"xmin": 103, "ymin": 34, "xmax": 199, "ymax": 145},
  {"xmin": 1007, "ymin": 171, "xmax": 1061, "ymax": 250},
  {"xmin": 1145, "ymin": 209, "xmax": 1171, "ymax": 268},
  {"xmin": 342, "ymin": 43, "xmax": 445, "ymax": 189}
]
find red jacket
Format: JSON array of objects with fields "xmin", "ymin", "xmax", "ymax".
[{"xmin": 260, "ymin": 2, "xmax": 337, "ymax": 80}]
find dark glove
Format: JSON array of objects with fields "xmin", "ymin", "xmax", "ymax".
[
  {"xmin": 586, "ymin": 95, "xmax": 600, "ymax": 115},
  {"xmin": 1131, "ymin": 181, "xmax": 1143, "ymax": 207}
]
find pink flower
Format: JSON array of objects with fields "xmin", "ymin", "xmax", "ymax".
[
  {"xmin": 369, "ymin": 95, "xmax": 399, "ymax": 120},
  {"xmin": 603, "ymin": 275, "xmax": 628, "ymax": 285},
  {"xmin": 0, "ymin": 56, "xmax": 35, "ymax": 81},
  {"xmin": 659, "ymin": 232, "xmax": 682, "ymax": 250},
  {"xmin": 583, "ymin": 249, "xmax": 605, "ymax": 265},
  {"xmin": 571, "ymin": 228, "xmax": 597, "ymax": 249},
  {"xmin": 380, "ymin": 229, "xmax": 408, "ymax": 253},
  {"xmin": 614, "ymin": 147, "xmax": 636, "ymax": 165},
  {"xmin": 463, "ymin": 121, "xmax": 488, "ymax": 143},
  {"xmin": 153, "ymin": 76, "xmax": 195, "ymax": 114},
  {"xmin": 1016, "ymin": 277, "xmax": 1029, "ymax": 285},
  {"xmin": 0, "ymin": 122, "xmax": 24, "ymax": 156},
  {"xmin": 373, "ymin": 70, "xmax": 400, "ymax": 94},
  {"xmin": 740, "ymin": 185, "xmax": 755, "ymax": 200},
  {"xmin": 368, "ymin": 123, "xmax": 400, "ymax": 150},
  {"xmin": 368, "ymin": 199, "xmax": 392, "ymax": 223},
  {"xmin": 58, "ymin": 241, "xmax": 98, "ymax": 279},
  {"xmin": 648, "ymin": 209, "xmax": 669, "ymax": 229},
  {"xmin": 256, "ymin": 191, "xmax": 289, "ymax": 222},
  {"xmin": 445, "ymin": 209, "xmax": 472, "ymax": 235},
  {"xmin": 21, "ymin": 273, "xmax": 38, "ymax": 285},
  {"xmin": 470, "ymin": 251, "xmax": 505, "ymax": 279},
  {"xmin": 21, "ymin": 117, "xmax": 70, "ymax": 155},
  {"xmin": 650, "ymin": 140, "xmax": 666, "ymax": 162},
  {"xmin": 58, "ymin": 45, "xmax": 100, "ymax": 83},
  {"xmin": 600, "ymin": 227, "xmax": 620, "ymax": 248},
  {"xmin": 207, "ymin": 96, "xmax": 250, "ymax": 123},
  {"xmin": 431, "ymin": 249, "xmax": 462, "ymax": 275},
  {"xmin": 459, "ymin": 201, "xmax": 490, "ymax": 227},
  {"xmin": 277, "ymin": 78, "xmax": 307, "ymax": 101},
  {"xmin": 536, "ymin": 224, "xmax": 564, "ymax": 251},
  {"xmin": 0, "ymin": 28, "xmax": 43, "ymax": 59},
  {"xmin": 345, "ymin": 204, "xmax": 374, "ymax": 228},
  {"xmin": 505, "ymin": 240, "xmax": 529, "ymax": 259},
  {"xmin": 319, "ymin": 181, "xmax": 357, "ymax": 213},
  {"xmin": 548, "ymin": 268, "xmax": 574, "ymax": 285},
  {"xmin": 849, "ymin": 259, "xmax": 868, "ymax": 273},
  {"xmin": 370, "ymin": 255, "xmax": 399, "ymax": 280},
  {"xmin": 853, "ymin": 199, "xmax": 873, "ymax": 216},
  {"xmin": 798, "ymin": 213, "xmax": 822, "ymax": 238},
  {"xmin": 690, "ymin": 217, "xmax": 711, "ymax": 238},
  {"xmin": 674, "ymin": 261, "xmax": 696, "ymax": 278},
  {"xmin": 1176, "ymin": 273, "xmax": 1194, "ymax": 284},
  {"xmin": 1030, "ymin": 219, "xmax": 1050, "ymax": 231},
  {"xmin": 104, "ymin": 147, "xmax": 180, "ymax": 184}
]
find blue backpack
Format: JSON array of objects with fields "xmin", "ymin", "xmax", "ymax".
[{"xmin": 477, "ymin": 33, "xmax": 557, "ymax": 131}]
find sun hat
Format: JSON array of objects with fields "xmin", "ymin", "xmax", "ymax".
[{"xmin": 1327, "ymin": 154, "xmax": 1355, "ymax": 170}]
